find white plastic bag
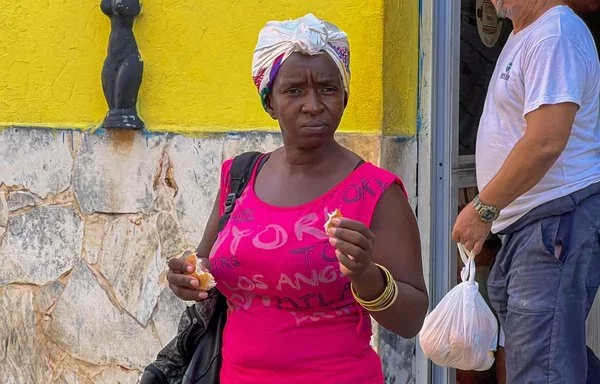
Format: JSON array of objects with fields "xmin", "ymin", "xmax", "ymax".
[{"xmin": 419, "ymin": 244, "xmax": 498, "ymax": 371}]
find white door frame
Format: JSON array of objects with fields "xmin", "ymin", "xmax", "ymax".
[{"xmin": 416, "ymin": 0, "xmax": 462, "ymax": 383}]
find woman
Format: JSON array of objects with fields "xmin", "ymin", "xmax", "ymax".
[{"xmin": 167, "ymin": 14, "xmax": 428, "ymax": 384}]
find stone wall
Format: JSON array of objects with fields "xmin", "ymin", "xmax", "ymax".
[{"xmin": 0, "ymin": 127, "xmax": 417, "ymax": 383}]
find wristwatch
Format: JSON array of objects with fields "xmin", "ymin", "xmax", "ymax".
[{"xmin": 472, "ymin": 195, "xmax": 500, "ymax": 223}]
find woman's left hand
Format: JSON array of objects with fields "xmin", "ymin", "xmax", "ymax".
[{"xmin": 327, "ymin": 217, "xmax": 376, "ymax": 281}]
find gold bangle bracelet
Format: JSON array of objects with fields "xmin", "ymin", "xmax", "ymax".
[
  {"xmin": 352, "ymin": 263, "xmax": 392, "ymax": 304},
  {"xmin": 366, "ymin": 281, "xmax": 398, "ymax": 312},
  {"xmin": 352, "ymin": 280, "xmax": 397, "ymax": 312},
  {"xmin": 351, "ymin": 263, "xmax": 399, "ymax": 312},
  {"xmin": 356, "ymin": 280, "xmax": 397, "ymax": 312}
]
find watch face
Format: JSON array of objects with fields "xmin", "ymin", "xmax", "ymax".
[{"xmin": 482, "ymin": 208, "xmax": 496, "ymax": 221}]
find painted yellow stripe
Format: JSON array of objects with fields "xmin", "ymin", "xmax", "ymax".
[
  {"xmin": 0, "ymin": 0, "xmax": 394, "ymax": 134},
  {"xmin": 383, "ymin": 0, "xmax": 419, "ymax": 137}
]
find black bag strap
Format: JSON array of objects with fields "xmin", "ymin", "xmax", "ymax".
[
  {"xmin": 216, "ymin": 151, "xmax": 262, "ymax": 232},
  {"xmin": 354, "ymin": 159, "xmax": 365, "ymax": 170}
]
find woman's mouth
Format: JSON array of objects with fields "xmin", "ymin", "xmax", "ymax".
[{"xmin": 303, "ymin": 120, "xmax": 329, "ymax": 130}]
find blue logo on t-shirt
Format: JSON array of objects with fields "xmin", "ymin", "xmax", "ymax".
[{"xmin": 500, "ymin": 62, "xmax": 512, "ymax": 81}]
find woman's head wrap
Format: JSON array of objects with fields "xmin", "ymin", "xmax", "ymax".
[{"xmin": 252, "ymin": 13, "xmax": 350, "ymax": 110}]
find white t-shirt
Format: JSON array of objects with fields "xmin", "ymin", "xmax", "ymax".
[{"xmin": 476, "ymin": 5, "xmax": 600, "ymax": 233}]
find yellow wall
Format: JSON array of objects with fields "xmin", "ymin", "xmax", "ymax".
[
  {"xmin": 0, "ymin": 0, "xmax": 418, "ymax": 135},
  {"xmin": 383, "ymin": 0, "xmax": 419, "ymax": 137}
]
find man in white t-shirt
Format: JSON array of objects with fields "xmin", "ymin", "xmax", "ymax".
[{"xmin": 452, "ymin": 1, "xmax": 600, "ymax": 382}]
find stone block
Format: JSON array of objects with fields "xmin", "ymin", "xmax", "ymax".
[
  {"xmin": 167, "ymin": 135, "xmax": 224, "ymax": 245},
  {"xmin": 222, "ymin": 132, "xmax": 282, "ymax": 159},
  {"xmin": 156, "ymin": 212, "xmax": 188, "ymax": 259},
  {"xmin": 97, "ymin": 215, "xmax": 163, "ymax": 325},
  {"xmin": 0, "ymin": 128, "xmax": 73, "ymax": 198},
  {"xmin": 379, "ymin": 327, "xmax": 416, "ymax": 384},
  {"xmin": 0, "ymin": 205, "xmax": 83, "ymax": 286},
  {"xmin": 381, "ymin": 137, "xmax": 418, "ymax": 209},
  {"xmin": 73, "ymin": 131, "xmax": 166, "ymax": 215},
  {"xmin": 82, "ymin": 215, "xmax": 111, "ymax": 265},
  {"xmin": 151, "ymin": 287, "xmax": 187, "ymax": 346},
  {"xmin": 92, "ymin": 367, "xmax": 140, "ymax": 384},
  {"xmin": 336, "ymin": 133, "xmax": 382, "ymax": 165},
  {"xmin": 0, "ymin": 191, "xmax": 7, "ymax": 239},
  {"xmin": 45, "ymin": 260, "xmax": 161, "ymax": 370},
  {"xmin": 0, "ymin": 286, "xmax": 53, "ymax": 383},
  {"xmin": 6, "ymin": 190, "xmax": 38, "ymax": 211},
  {"xmin": 34, "ymin": 279, "xmax": 66, "ymax": 313}
]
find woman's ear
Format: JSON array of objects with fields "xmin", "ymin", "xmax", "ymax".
[
  {"xmin": 265, "ymin": 95, "xmax": 278, "ymax": 120},
  {"xmin": 343, "ymin": 91, "xmax": 349, "ymax": 108}
]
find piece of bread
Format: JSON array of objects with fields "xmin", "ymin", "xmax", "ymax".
[
  {"xmin": 182, "ymin": 251, "xmax": 216, "ymax": 291},
  {"xmin": 324, "ymin": 208, "xmax": 343, "ymax": 233}
]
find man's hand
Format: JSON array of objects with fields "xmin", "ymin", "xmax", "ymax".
[{"xmin": 452, "ymin": 202, "xmax": 492, "ymax": 255}]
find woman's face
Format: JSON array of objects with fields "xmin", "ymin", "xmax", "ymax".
[{"xmin": 266, "ymin": 52, "xmax": 346, "ymax": 149}]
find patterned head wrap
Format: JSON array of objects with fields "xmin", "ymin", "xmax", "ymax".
[{"xmin": 252, "ymin": 13, "xmax": 351, "ymax": 110}]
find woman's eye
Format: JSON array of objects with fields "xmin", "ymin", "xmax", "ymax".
[
  {"xmin": 322, "ymin": 87, "xmax": 338, "ymax": 93},
  {"xmin": 285, "ymin": 89, "xmax": 302, "ymax": 95}
]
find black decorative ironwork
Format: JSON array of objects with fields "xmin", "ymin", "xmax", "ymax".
[{"xmin": 100, "ymin": 0, "xmax": 144, "ymax": 130}]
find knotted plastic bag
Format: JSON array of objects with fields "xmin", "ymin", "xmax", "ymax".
[{"xmin": 419, "ymin": 244, "xmax": 498, "ymax": 371}]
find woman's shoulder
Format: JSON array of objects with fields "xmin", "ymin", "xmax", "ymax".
[{"xmin": 358, "ymin": 162, "xmax": 407, "ymax": 198}]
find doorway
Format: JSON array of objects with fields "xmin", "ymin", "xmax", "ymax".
[
  {"xmin": 453, "ymin": 2, "xmax": 511, "ymax": 382},
  {"xmin": 430, "ymin": 1, "xmax": 600, "ymax": 383}
]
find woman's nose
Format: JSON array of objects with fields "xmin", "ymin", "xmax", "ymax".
[{"xmin": 302, "ymin": 90, "xmax": 324, "ymax": 114}]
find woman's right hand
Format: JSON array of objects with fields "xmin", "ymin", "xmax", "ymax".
[{"xmin": 167, "ymin": 257, "xmax": 209, "ymax": 301}]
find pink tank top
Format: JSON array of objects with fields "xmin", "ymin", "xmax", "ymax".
[{"xmin": 209, "ymin": 154, "xmax": 405, "ymax": 384}]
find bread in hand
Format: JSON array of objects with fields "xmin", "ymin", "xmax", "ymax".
[
  {"xmin": 324, "ymin": 208, "xmax": 343, "ymax": 233},
  {"xmin": 182, "ymin": 251, "xmax": 217, "ymax": 291}
]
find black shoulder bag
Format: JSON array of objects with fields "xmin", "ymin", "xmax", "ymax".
[{"xmin": 142, "ymin": 152, "xmax": 263, "ymax": 384}]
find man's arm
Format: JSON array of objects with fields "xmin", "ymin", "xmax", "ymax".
[
  {"xmin": 452, "ymin": 102, "xmax": 578, "ymax": 253},
  {"xmin": 478, "ymin": 102, "xmax": 578, "ymax": 210}
]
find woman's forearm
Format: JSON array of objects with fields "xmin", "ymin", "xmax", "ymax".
[
  {"xmin": 370, "ymin": 282, "xmax": 428, "ymax": 339},
  {"xmin": 352, "ymin": 262, "xmax": 428, "ymax": 339}
]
